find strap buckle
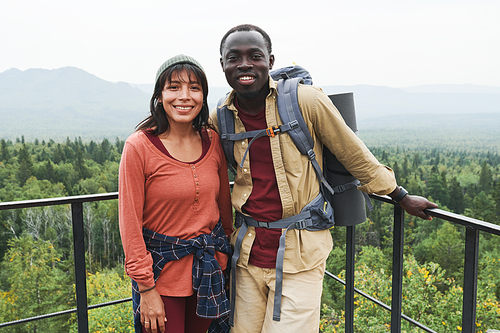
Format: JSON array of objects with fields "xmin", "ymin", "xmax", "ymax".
[
  {"xmin": 289, "ymin": 120, "xmax": 299, "ymax": 129},
  {"xmin": 257, "ymin": 221, "xmax": 270, "ymax": 228},
  {"xmin": 266, "ymin": 126, "xmax": 281, "ymax": 137},
  {"xmin": 294, "ymin": 220, "xmax": 308, "ymax": 230},
  {"xmin": 220, "ymin": 134, "xmax": 228, "ymax": 141},
  {"xmin": 307, "ymin": 149, "xmax": 316, "ymax": 160}
]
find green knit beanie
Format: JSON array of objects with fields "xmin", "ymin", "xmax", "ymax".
[{"xmin": 155, "ymin": 54, "xmax": 205, "ymax": 85}]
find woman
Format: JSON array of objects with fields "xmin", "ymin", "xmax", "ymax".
[{"xmin": 119, "ymin": 55, "xmax": 233, "ymax": 333}]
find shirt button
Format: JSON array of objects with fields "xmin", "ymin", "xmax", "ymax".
[
  {"xmin": 191, "ymin": 166, "xmax": 195, "ymax": 169},
  {"xmin": 248, "ymin": 233, "xmax": 252, "ymax": 237},
  {"xmin": 243, "ymin": 193, "xmax": 247, "ymax": 197},
  {"xmin": 242, "ymin": 142, "xmax": 245, "ymax": 145},
  {"xmin": 244, "ymin": 169, "xmax": 248, "ymax": 172},
  {"xmin": 196, "ymin": 182, "xmax": 199, "ymax": 186},
  {"xmin": 196, "ymin": 190, "xmax": 199, "ymax": 194},
  {"xmin": 194, "ymin": 174, "xmax": 197, "ymax": 178},
  {"xmin": 194, "ymin": 198, "xmax": 198, "ymax": 202}
]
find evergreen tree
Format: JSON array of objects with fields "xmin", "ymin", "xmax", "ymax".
[
  {"xmin": 17, "ymin": 144, "xmax": 33, "ymax": 185},
  {"xmin": 412, "ymin": 152, "xmax": 421, "ymax": 170},
  {"xmin": 1, "ymin": 139, "xmax": 10, "ymax": 161},
  {"xmin": 478, "ymin": 161, "xmax": 493, "ymax": 194},
  {"xmin": 53, "ymin": 144, "xmax": 64, "ymax": 164},
  {"xmin": 448, "ymin": 177, "xmax": 465, "ymax": 214},
  {"xmin": 393, "ymin": 161, "xmax": 401, "ymax": 184},
  {"xmin": 74, "ymin": 145, "xmax": 89, "ymax": 179},
  {"xmin": 492, "ymin": 182, "xmax": 500, "ymax": 219},
  {"xmin": 426, "ymin": 171, "xmax": 449, "ymax": 206},
  {"xmin": 402, "ymin": 155, "xmax": 409, "ymax": 178},
  {"xmin": 45, "ymin": 159, "xmax": 56, "ymax": 183}
]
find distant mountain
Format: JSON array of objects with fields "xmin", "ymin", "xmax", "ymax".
[
  {"xmin": 1, "ymin": 67, "xmax": 499, "ymax": 142},
  {"xmin": 0, "ymin": 67, "xmax": 150, "ymax": 141},
  {"xmin": 320, "ymin": 85, "xmax": 500, "ymax": 119}
]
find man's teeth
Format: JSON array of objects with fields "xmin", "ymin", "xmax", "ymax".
[{"xmin": 240, "ymin": 76, "xmax": 254, "ymax": 81}]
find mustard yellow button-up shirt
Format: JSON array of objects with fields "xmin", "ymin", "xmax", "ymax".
[{"xmin": 210, "ymin": 78, "xmax": 397, "ymax": 273}]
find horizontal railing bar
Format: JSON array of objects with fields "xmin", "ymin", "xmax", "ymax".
[
  {"xmin": 0, "ymin": 192, "xmax": 118, "ymax": 211},
  {"xmin": 0, "ymin": 297, "xmax": 132, "ymax": 328},
  {"xmin": 369, "ymin": 194, "xmax": 500, "ymax": 235},
  {"xmin": 324, "ymin": 271, "xmax": 437, "ymax": 333},
  {"xmin": 88, "ymin": 297, "xmax": 132, "ymax": 310},
  {"xmin": 428, "ymin": 208, "xmax": 500, "ymax": 236}
]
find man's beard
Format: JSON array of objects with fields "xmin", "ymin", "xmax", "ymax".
[{"xmin": 237, "ymin": 90, "xmax": 261, "ymax": 100}]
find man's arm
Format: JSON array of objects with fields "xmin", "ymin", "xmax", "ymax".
[
  {"xmin": 388, "ymin": 186, "xmax": 438, "ymax": 220},
  {"xmin": 298, "ymin": 86, "xmax": 438, "ymax": 220}
]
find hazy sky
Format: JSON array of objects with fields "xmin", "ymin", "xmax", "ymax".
[{"xmin": 1, "ymin": 0, "xmax": 499, "ymax": 88}]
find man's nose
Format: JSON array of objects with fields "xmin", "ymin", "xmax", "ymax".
[{"xmin": 237, "ymin": 58, "xmax": 253, "ymax": 70}]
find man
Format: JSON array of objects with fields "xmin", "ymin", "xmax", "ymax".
[{"xmin": 210, "ymin": 24, "xmax": 437, "ymax": 333}]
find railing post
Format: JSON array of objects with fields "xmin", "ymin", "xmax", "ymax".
[
  {"xmin": 345, "ymin": 225, "xmax": 355, "ymax": 333},
  {"xmin": 71, "ymin": 202, "xmax": 89, "ymax": 333},
  {"xmin": 462, "ymin": 226, "xmax": 479, "ymax": 332},
  {"xmin": 391, "ymin": 204, "xmax": 405, "ymax": 333}
]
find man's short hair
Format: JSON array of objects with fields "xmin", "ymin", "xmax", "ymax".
[{"xmin": 219, "ymin": 24, "xmax": 272, "ymax": 55}]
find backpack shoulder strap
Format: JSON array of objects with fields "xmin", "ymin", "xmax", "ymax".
[
  {"xmin": 276, "ymin": 78, "xmax": 334, "ymax": 195},
  {"xmin": 217, "ymin": 96, "xmax": 237, "ymax": 169},
  {"xmin": 276, "ymin": 78, "xmax": 314, "ymax": 156}
]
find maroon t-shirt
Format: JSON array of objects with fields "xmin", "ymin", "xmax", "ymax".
[{"xmin": 235, "ymin": 97, "xmax": 283, "ymax": 268}]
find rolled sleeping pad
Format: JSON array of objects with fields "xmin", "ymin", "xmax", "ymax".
[{"xmin": 324, "ymin": 92, "xmax": 367, "ymax": 226}]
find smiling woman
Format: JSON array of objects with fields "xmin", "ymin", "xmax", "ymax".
[{"xmin": 118, "ymin": 55, "xmax": 234, "ymax": 333}]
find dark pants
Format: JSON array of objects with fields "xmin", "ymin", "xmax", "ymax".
[{"xmin": 142, "ymin": 294, "xmax": 212, "ymax": 333}]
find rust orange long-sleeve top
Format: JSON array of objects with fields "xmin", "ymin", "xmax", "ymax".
[{"xmin": 118, "ymin": 130, "xmax": 233, "ymax": 297}]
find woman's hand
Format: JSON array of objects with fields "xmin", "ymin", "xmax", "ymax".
[{"xmin": 138, "ymin": 284, "xmax": 167, "ymax": 333}]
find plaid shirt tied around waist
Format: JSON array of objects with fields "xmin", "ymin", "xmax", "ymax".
[{"xmin": 132, "ymin": 220, "xmax": 232, "ymax": 333}]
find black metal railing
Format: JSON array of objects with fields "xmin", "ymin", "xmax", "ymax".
[
  {"xmin": 1, "ymin": 192, "xmax": 499, "ymax": 332},
  {"xmin": 0, "ymin": 193, "xmax": 120, "ymax": 332}
]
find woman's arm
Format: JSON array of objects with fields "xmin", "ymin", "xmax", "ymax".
[
  {"xmin": 215, "ymin": 134, "xmax": 234, "ymax": 236},
  {"xmin": 119, "ymin": 139, "xmax": 155, "ymax": 286}
]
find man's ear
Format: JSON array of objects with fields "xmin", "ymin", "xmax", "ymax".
[
  {"xmin": 220, "ymin": 57, "xmax": 225, "ymax": 72},
  {"xmin": 269, "ymin": 54, "xmax": 275, "ymax": 70}
]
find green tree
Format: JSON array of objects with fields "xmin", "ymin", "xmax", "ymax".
[
  {"xmin": 68, "ymin": 268, "xmax": 133, "ymax": 332},
  {"xmin": 465, "ymin": 191, "xmax": 496, "ymax": 222},
  {"xmin": 412, "ymin": 152, "xmax": 421, "ymax": 170},
  {"xmin": 492, "ymin": 181, "xmax": 500, "ymax": 218},
  {"xmin": 447, "ymin": 177, "xmax": 465, "ymax": 214},
  {"xmin": 17, "ymin": 144, "xmax": 33, "ymax": 185},
  {"xmin": 478, "ymin": 161, "xmax": 493, "ymax": 194},
  {"xmin": 0, "ymin": 139, "xmax": 10, "ymax": 161},
  {"xmin": 1, "ymin": 235, "xmax": 73, "ymax": 332},
  {"xmin": 426, "ymin": 171, "xmax": 449, "ymax": 206}
]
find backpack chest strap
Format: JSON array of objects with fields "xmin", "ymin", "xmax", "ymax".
[{"xmin": 221, "ymin": 121, "xmax": 300, "ymax": 169}]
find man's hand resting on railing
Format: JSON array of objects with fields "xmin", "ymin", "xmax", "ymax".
[
  {"xmin": 399, "ymin": 195, "xmax": 438, "ymax": 220},
  {"xmin": 389, "ymin": 186, "xmax": 438, "ymax": 220}
]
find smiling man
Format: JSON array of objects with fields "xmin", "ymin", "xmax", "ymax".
[{"xmin": 210, "ymin": 24, "xmax": 437, "ymax": 333}]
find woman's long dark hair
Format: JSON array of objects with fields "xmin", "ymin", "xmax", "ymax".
[{"xmin": 136, "ymin": 63, "xmax": 210, "ymax": 137}]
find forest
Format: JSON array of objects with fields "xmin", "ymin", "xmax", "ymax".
[{"xmin": 0, "ymin": 135, "xmax": 499, "ymax": 332}]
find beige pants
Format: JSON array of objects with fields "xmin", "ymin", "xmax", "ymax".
[{"xmin": 231, "ymin": 261, "xmax": 326, "ymax": 333}]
